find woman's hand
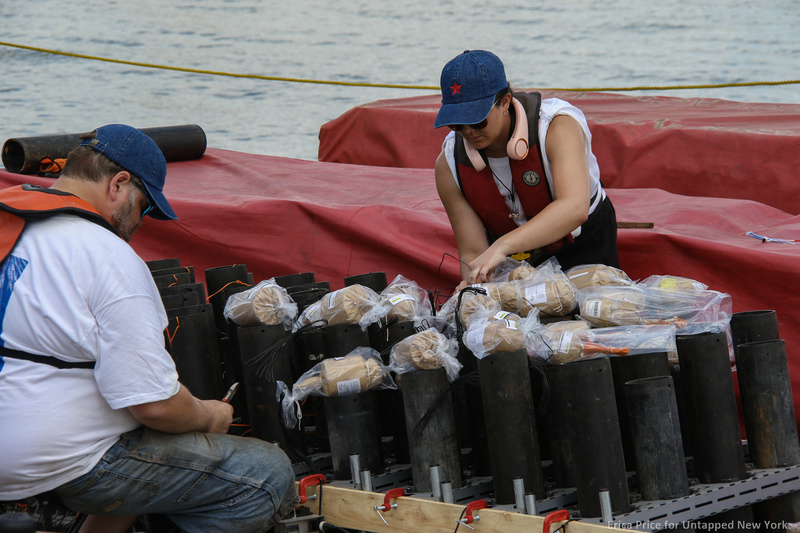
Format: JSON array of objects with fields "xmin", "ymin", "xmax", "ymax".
[{"xmin": 466, "ymin": 240, "xmax": 512, "ymax": 284}]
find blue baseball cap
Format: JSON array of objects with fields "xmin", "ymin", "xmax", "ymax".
[
  {"xmin": 81, "ymin": 124, "xmax": 177, "ymax": 220},
  {"xmin": 434, "ymin": 50, "xmax": 510, "ymax": 129}
]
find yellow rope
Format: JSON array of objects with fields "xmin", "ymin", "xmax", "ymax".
[{"xmin": 2, "ymin": 40, "xmax": 799, "ymax": 93}]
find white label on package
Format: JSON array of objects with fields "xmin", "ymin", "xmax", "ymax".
[
  {"xmin": 585, "ymin": 299, "xmax": 603, "ymax": 318},
  {"xmin": 337, "ymin": 378, "xmax": 362, "ymax": 395},
  {"xmin": 465, "ymin": 327, "xmax": 486, "ymax": 351},
  {"xmin": 524, "ymin": 283, "xmax": 548, "ymax": 304},
  {"xmin": 494, "ymin": 311, "xmax": 511, "ymax": 320},
  {"xmin": 389, "ymin": 294, "xmax": 415, "ymax": 305},
  {"xmin": 327, "ymin": 292, "xmax": 338, "ymax": 309},
  {"xmin": 557, "ymin": 332, "xmax": 573, "ymax": 353},
  {"xmin": 504, "ymin": 320, "xmax": 519, "ymax": 330}
]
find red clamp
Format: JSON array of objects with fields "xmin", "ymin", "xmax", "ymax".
[
  {"xmin": 463, "ymin": 499, "xmax": 488, "ymax": 525},
  {"xmin": 297, "ymin": 473, "xmax": 326, "ymax": 505},
  {"xmin": 543, "ymin": 509, "xmax": 571, "ymax": 533},
  {"xmin": 374, "ymin": 488, "xmax": 406, "ymax": 526},
  {"xmin": 375, "ymin": 487, "xmax": 406, "ymax": 512}
]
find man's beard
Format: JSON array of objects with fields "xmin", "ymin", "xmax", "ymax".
[{"xmin": 111, "ymin": 192, "xmax": 140, "ymax": 243}]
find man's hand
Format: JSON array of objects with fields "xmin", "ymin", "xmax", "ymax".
[{"xmin": 200, "ymin": 399, "xmax": 234, "ymax": 434}]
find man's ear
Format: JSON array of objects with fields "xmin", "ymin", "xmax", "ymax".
[{"xmin": 107, "ymin": 171, "xmax": 132, "ymax": 202}]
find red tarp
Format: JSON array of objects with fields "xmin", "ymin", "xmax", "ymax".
[
  {"xmin": 319, "ymin": 91, "xmax": 800, "ymax": 216},
  {"xmin": 2, "ymin": 98, "xmax": 800, "ymax": 427}
]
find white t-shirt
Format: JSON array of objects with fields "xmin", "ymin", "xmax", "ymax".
[
  {"xmin": 443, "ymin": 97, "xmax": 605, "ymax": 232},
  {"xmin": 0, "ymin": 214, "xmax": 180, "ymax": 499}
]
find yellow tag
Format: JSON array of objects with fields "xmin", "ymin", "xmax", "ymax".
[{"xmin": 510, "ymin": 252, "xmax": 531, "ymax": 261}]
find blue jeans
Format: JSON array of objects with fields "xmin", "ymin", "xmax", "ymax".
[{"xmin": 55, "ymin": 427, "xmax": 299, "ymax": 533}]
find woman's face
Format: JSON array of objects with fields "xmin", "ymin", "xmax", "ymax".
[{"xmin": 449, "ymin": 94, "xmax": 512, "ymax": 153}]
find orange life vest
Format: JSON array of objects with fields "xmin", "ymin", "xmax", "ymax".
[{"xmin": 0, "ymin": 184, "xmax": 116, "ymax": 264}]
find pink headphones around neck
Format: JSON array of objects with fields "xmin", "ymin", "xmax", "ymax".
[{"xmin": 464, "ymin": 97, "xmax": 529, "ymax": 171}]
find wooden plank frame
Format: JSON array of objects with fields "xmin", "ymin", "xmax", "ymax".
[{"xmin": 297, "ymin": 483, "xmax": 615, "ymax": 533}]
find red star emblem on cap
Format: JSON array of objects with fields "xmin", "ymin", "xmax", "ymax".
[{"xmin": 450, "ymin": 82, "xmax": 462, "ymax": 96}]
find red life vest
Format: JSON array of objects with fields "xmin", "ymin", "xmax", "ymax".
[
  {"xmin": 454, "ymin": 92, "xmax": 570, "ymax": 251},
  {"xmin": 0, "ymin": 184, "xmax": 116, "ymax": 263}
]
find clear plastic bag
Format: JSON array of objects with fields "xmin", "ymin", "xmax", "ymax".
[
  {"xmin": 565, "ymin": 263, "xmax": 634, "ymax": 290},
  {"xmin": 223, "ymin": 279, "xmax": 298, "ymax": 330},
  {"xmin": 637, "ymin": 274, "xmax": 708, "ymax": 292},
  {"xmin": 380, "ymin": 275, "xmax": 433, "ymax": 325},
  {"xmin": 516, "ymin": 267, "xmax": 577, "ymax": 318},
  {"xmin": 299, "ymin": 284, "xmax": 390, "ymax": 330},
  {"xmin": 491, "ymin": 256, "xmax": 539, "ymax": 282},
  {"xmin": 276, "ymin": 347, "xmax": 397, "ymax": 428},
  {"xmin": 438, "ymin": 288, "xmax": 502, "ymax": 329},
  {"xmin": 526, "ymin": 323, "xmax": 678, "ymax": 365},
  {"xmin": 577, "ymin": 285, "xmax": 732, "ymax": 335},
  {"xmin": 389, "ymin": 327, "xmax": 462, "ymax": 381},
  {"xmin": 463, "ymin": 309, "xmax": 540, "ymax": 359}
]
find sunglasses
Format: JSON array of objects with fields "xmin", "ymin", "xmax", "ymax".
[
  {"xmin": 448, "ymin": 98, "xmax": 501, "ymax": 133},
  {"xmin": 131, "ymin": 180, "xmax": 154, "ymax": 219}
]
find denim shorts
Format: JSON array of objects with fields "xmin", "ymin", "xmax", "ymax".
[{"xmin": 55, "ymin": 427, "xmax": 299, "ymax": 533}]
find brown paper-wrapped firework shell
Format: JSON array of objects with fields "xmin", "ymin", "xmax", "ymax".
[
  {"xmin": 319, "ymin": 284, "xmax": 378, "ymax": 326},
  {"xmin": 519, "ymin": 278, "xmax": 576, "ymax": 317},
  {"xmin": 566, "ymin": 264, "xmax": 632, "ymax": 290},
  {"xmin": 320, "ymin": 356, "xmax": 383, "ymax": 396}
]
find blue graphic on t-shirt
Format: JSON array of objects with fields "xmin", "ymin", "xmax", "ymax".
[{"xmin": 0, "ymin": 255, "xmax": 29, "ymax": 371}]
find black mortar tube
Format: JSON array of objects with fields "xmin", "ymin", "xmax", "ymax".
[
  {"xmin": 477, "ymin": 349, "xmax": 544, "ymax": 503},
  {"xmin": 325, "ymin": 392, "xmax": 384, "ymax": 479},
  {"xmin": 730, "ymin": 310, "xmax": 781, "ymax": 359},
  {"xmin": 624, "ymin": 376, "xmax": 689, "ymax": 501},
  {"xmin": 563, "ymin": 357, "xmax": 631, "ymax": 518},
  {"xmin": 234, "ymin": 323, "xmax": 302, "ymax": 450},
  {"xmin": 736, "ymin": 339, "xmax": 800, "ymax": 523},
  {"xmin": 165, "ymin": 304, "xmax": 224, "ymax": 401},
  {"xmin": 544, "ymin": 364, "xmax": 576, "ymax": 488},
  {"xmin": 609, "ymin": 352, "xmax": 671, "ymax": 473},
  {"xmin": 2, "ymin": 124, "xmax": 207, "ymax": 174},
  {"xmin": 676, "ymin": 332, "xmax": 746, "ymax": 483},
  {"xmin": 401, "ymin": 367, "xmax": 463, "ymax": 492}
]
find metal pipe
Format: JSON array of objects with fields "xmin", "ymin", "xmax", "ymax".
[
  {"xmin": 524, "ymin": 493, "xmax": 538, "ymax": 516},
  {"xmin": 599, "ymin": 490, "xmax": 613, "ymax": 524},
  {"xmin": 360, "ymin": 470, "xmax": 373, "ymax": 493},
  {"xmin": 513, "ymin": 478, "xmax": 526, "ymax": 514},
  {"xmin": 440, "ymin": 482, "xmax": 454, "ymax": 504},
  {"xmin": 350, "ymin": 454, "xmax": 362, "ymax": 489},
  {"xmin": 429, "ymin": 465, "xmax": 442, "ymax": 500},
  {"xmin": 2, "ymin": 124, "xmax": 207, "ymax": 174}
]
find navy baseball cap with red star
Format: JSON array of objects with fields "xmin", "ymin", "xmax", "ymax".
[{"xmin": 434, "ymin": 50, "xmax": 510, "ymax": 129}]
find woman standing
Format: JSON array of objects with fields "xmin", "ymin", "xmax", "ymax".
[{"xmin": 434, "ymin": 50, "xmax": 618, "ymax": 284}]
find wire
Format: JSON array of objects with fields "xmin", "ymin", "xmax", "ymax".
[{"xmin": 3, "ymin": 40, "xmax": 798, "ymax": 93}]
